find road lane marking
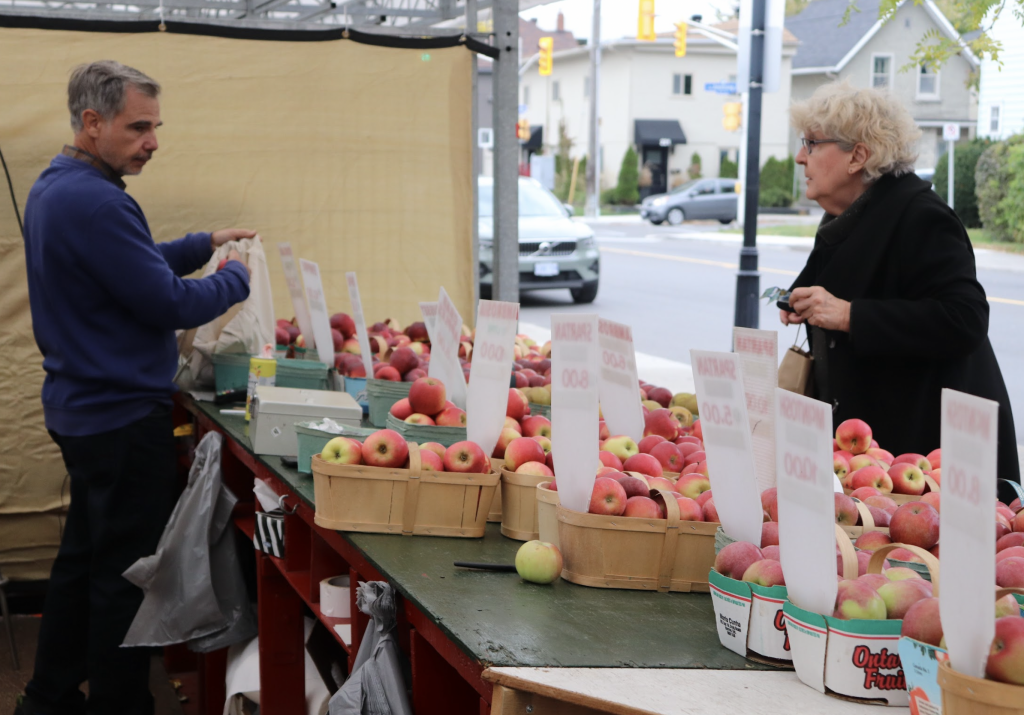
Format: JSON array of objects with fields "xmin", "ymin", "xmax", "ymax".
[{"xmin": 990, "ymin": 297, "xmax": 1024, "ymax": 307}]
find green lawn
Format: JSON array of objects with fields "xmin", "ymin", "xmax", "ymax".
[{"xmin": 722, "ymin": 225, "xmax": 818, "ymax": 237}]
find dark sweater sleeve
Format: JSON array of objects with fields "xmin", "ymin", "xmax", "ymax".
[
  {"xmin": 157, "ymin": 232, "xmax": 213, "ymax": 276},
  {"xmin": 82, "ymin": 198, "xmax": 250, "ymax": 330},
  {"xmin": 849, "ymin": 200, "xmax": 989, "ymax": 359}
]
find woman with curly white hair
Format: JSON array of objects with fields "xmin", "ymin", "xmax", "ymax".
[{"xmin": 780, "ymin": 81, "xmax": 1019, "ymax": 485}]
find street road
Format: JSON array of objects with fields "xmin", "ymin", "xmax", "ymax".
[{"xmin": 520, "ymin": 218, "xmax": 1024, "ymax": 441}]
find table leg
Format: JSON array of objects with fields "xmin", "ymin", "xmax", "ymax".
[
  {"xmin": 410, "ymin": 627, "xmax": 481, "ymax": 715},
  {"xmin": 198, "ymin": 649, "xmax": 228, "ymax": 715},
  {"xmin": 257, "ymin": 551, "xmax": 305, "ymax": 714}
]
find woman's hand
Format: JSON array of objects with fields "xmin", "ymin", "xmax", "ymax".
[
  {"xmin": 790, "ymin": 286, "xmax": 851, "ymax": 332},
  {"xmin": 211, "ymin": 228, "xmax": 257, "ymax": 248},
  {"xmin": 779, "ymin": 309, "xmax": 805, "ymax": 326}
]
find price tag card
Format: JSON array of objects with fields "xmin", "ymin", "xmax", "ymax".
[
  {"xmin": 551, "ymin": 314, "xmax": 600, "ymax": 513},
  {"xmin": 344, "ymin": 273, "xmax": 375, "ymax": 378},
  {"xmin": 940, "ymin": 388, "xmax": 999, "ymax": 679},
  {"xmin": 429, "ymin": 288, "xmax": 467, "ymax": 409},
  {"xmin": 277, "ymin": 243, "xmax": 316, "ymax": 352},
  {"xmin": 689, "ymin": 350, "xmax": 763, "ymax": 546},
  {"xmin": 734, "ymin": 327, "xmax": 779, "ymax": 491},
  {"xmin": 419, "ymin": 302, "xmax": 438, "ymax": 345},
  {"xmin": 466, "ymin": 300, "xmax": 520, "ymax": 456},
  {"xmin": 598, "ymin": 318, "xmax": 644, "ymax": 443},
  {"xmin": 774, "ymin": 388, "xmax": 837, "ymax": 616},
  {"xmin": 298, "ymin": 259, "xmax": 335, "ymax": 365}
]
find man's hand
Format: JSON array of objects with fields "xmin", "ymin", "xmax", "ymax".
[
  {"xmin": 211, "ymin": 229, "xmax": 257, "ymax": 248},
  {"xmin": 779, "ymin": 308, "xmax": 805, "ymax": 326},
  {"xmin": 790, "ymin": 286, "xmax": 851, "ymax": 332},
  {"xmin": 225, "ymin": 249, "xmax": 251, "ymax": 278}
]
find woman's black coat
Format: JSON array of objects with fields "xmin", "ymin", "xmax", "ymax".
[{"xmin": 787, "ymin": 171, "xmax": 1020, "ymax": 483}]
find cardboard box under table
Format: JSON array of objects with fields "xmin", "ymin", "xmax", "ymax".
[{"xmin": 250, "ymin": 385, "xmax": 362, "ymax": 456}]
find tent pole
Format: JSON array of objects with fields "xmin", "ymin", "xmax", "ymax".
[{"xmin": 491, "ymin": 0, "xmax": 520, "ymax": 303}]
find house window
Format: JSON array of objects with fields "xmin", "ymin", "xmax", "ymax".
[
  {"xmin": 871, "ymin": 54, "xmax": 893, "ymax": 89},
  {"xmin": 584, "ymin": 76, "xmax": 590, "ymax": 98},
  {"xmin": 552, "ymin": 80, "xmax": 560, "ymax": 101},
  {"xmin": 917, "ymin": 64, "xmax": 939, "ymax": 99},
  {"xmin": 991, "ymin": 105, "xmax": 1001, "ymax": 134},
  {"xmin": 672, "ymin": 73, "xmax": 693, "ymax": 95},
  {"xmin": 523, "ymin": 86, "xmax": 530, "ymax": 107}
]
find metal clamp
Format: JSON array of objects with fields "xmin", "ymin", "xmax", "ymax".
[{"xmin": 278, "ymin": 494, "xmax": 299, "ymax": 515}]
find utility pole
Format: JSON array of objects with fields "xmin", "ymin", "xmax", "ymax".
[
  {"xmin": 468, "ymin": 0, "xmax": 480, "ymax": 308},
  {"xmin": 492, "ymin": 0, "xmax": 519, "ymax": 302},
  {"xmin": 734, "ymin": 0, "xmax": 765, "ymax": 329},
  {"xmin": 585, "ymin": 0, "xmax": 601, "ymax": 218}
]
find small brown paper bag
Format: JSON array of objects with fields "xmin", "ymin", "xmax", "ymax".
[{"xmin": 778, "ymin": 325, "xmax": 813, "ymax": 396}]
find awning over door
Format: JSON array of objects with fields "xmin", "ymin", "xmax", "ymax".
[{"xmin": 634, "ymin": 119, "xmax": 687, "ymax": 147}]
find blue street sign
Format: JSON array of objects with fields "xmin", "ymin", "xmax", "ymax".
[{"xmin": 705, "ymin": 81, "xmax": 738, "ymax": 94}]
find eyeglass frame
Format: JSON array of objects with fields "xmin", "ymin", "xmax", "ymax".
[{"xmin": 800, "ymin": 137, "xmax": 845, "ymax": 155}]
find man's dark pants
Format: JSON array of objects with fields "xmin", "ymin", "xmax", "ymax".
[{"xmin": 25, "ymin": 405, "xmax": 179, "ymax": 715}]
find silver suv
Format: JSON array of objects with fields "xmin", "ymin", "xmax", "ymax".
[
  {"xmin": 478, "ymin": 177, "xmax": 600, "ymax": 304},
  {"xmin": 639, "ymin": 178, "xmax": 739, "ymax": 226}
]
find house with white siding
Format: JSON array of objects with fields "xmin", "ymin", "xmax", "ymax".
[{"xmin": 977, "ymin": 11, "xmax": 1024, "ymax": 139}]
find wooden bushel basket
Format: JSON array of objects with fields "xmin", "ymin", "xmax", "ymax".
[
  {"xmin": 937, "ymin": 644, "xmax": 1024, "ymax": 715},
  {"xmin": 556, "ymin": 489, "xmax": 717, "ymax": 592},
  {"xmin": 500, "ymin": 468, "xmax": 548, "ymax": 541},
  {"xmin": 536, "ymin": 482, "xmax": 559, "ymax": 549},
  {"xmin": 311, "ymin": 444, "xmax": 498, "ymax": 538},
  {"xmin": 487, "ymin": 458, "xmax": 503, "ymax": 522}
]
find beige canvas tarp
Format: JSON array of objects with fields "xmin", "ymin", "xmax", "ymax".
[{"xmin": 0, "ymin": 21, "xmax": 476, "ymax": 578}]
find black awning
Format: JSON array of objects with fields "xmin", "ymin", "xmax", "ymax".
[
  {"xmin": 524, "ymin": 125, "xmax": 543, "ymax": 152},
  {"xmin": 634, "ymin": 119, "xmax": 686, "ymax": 147}
]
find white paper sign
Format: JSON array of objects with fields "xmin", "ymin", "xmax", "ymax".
[
  {"xmin": 466, "ymin": 300, "xmax": 519, "ymax": 456},
  {"xmin": 734, "ymin": 327, "xmax": 778, "ymax": 491},
  {"xmin": 597, "ymin": 318, "xmax": 644, "ymax": 443},
  {"xmin": 940, "ymin": 388, "xmax": 999, "ymax": 679},
  {"xmin": 344, "ymin": 273, "xmax": 375, "ymax": 379},
  {"xmin": 430, "ymin": 288, "xmax": 467, "ymax": 409},
  {"xmin": 551, "ymin": 314, "xmax": 600, "ymax": 513},
  {"xmin": 775, "ymin": 389, "xmax": 837, "ymax": 616},
  {"xmin": 419, "ymin": 302, "xmax": 438, "ymax": 345},
  {"xmin": 277, "ymin": 244, "xmax": 316, "ymax": 352},
  {"xmin": 689, "ymin": 350, "xmax": 763, "ymax": 546},
  {"xmin": 298, "ymin": 259, "xmax": 335, "ymax": 365}
]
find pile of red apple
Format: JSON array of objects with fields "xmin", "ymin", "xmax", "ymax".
[
  {"xmin": 493, "ymin": 388, "xmax": 551, "ymax": 462},
  {"xmin": 833, "ymin": 418, "xmax": 941, "ymax": 497},
  {"xmin": 319, "ymin": 428, "xmax": 490, "ymax": 473},
  {"xmin": 388, "ymin": 376, "xmax": 466, "ymax": 427}
]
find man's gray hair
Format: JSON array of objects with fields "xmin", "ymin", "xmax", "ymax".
[{"xmin": 68, "ymin": 60, "xmax": 161, "ymax": 132}]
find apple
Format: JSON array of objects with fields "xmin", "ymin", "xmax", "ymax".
[
  {"xmin": 419, "ymin": 449, "xmax": 444, "ymax": 471},
  {"xmin": 761, "ymin": 544, "xmax": 780, "ymax": 560},
  {"xmin": 997, "ymin": 593, "xmax": 1022, "ymax": 618},
  {"xmin": 997, "ymin": 557, "xmax": 1024, "ymax": 588},
  {"xmin": 504, "ymin": 437, "xmax": 546, "ymax": 472},
  {"xmin": 320, "ymin": 436, "xmax": 363, "ymax": 464},
  {"xmin": 836, "ymin": 419, "xmax": 873, "ymax": 455},
  {"xmin": 887, "ymin": 548, "xmax": 925, "ymax": 564},
  {"xmin": 405, "ymin": 413, "xmax": 435, "ymax": 426},
  {"xmin": 506, "ymin": 388, "xmax": 529, "ymax": 421},
  {"xmin": 867, "ymin": 506, "xmax": 892, "ymax": 527},
  {"xmin": 491, "ymin": 428, "xmax": 521, "ymax": 459},
  {"xmin": 997, "ymin": 546, "xmax": 1024, "ymax": 563},
  {"xmin": 865, "ymin": 495, "xmax": 899, "ymax": 513},
  {"xmin": 516, "ymin": 461, "xmax": 554, "ymax": 478},
  {"xmin": 647, "ymin": 386, "xmax": 672, "ymax": 408},
  {"xmin": 389, "ymin": 346, "xmax": 419, "ymax": 376},
  {"xmin": 855, "ymin": 531, "xmax": 893, "ymax": 552},
  {"xmin": 623, "ymin": 496, "xmax": 662, "ymax": 519},
  {"xmin": 637, "ymin": 434, "xmax": 667, "ymax": 454},
  {"xmin": 835, "ymin": 493, "xmax": 859, "ymax": 526},
  {"xmin": 867, "ymin": 447, "xmax": 895, "ymax": 466},
  {"xmin": 444, "ymin": 441, "xmax": 489, "ymax": 473},
  {"xmin": 674, "ymin": 496, "xmax": 704, "ymax": 521},
  {"xmin": 885, "ymin": 566, "xmax": 923, "ymax": 581},
  {"xmin": 925, "ymin": 448, "xmax": 941, "ymax": 469},
  {"xmin": 901, "ymin": 597, "xmax": 943, "ymax": 646},
  {"xmin": 677, "ymin": 442, "xmax": 702, "ymax": 460},
  {"xmin": 622, "ymin": 453, "xmax": 664, "ymax": 478},
  {"xmin": 389, "ymin": 398, "xmax": 414, "ymax": 421},
  {"xmin": 420, "ymin": 442, "xmax": 446, "ymax": 459},
  {"xmin": 531, "ymin": 435, "xmax": 552, "ymax": 454},
  {"xmin": 833, "ymin": 579, "xmax": 887, "ymax": 620},
  {"xmin": 1013, "ymin": 510, "xmax": 1024, "ymax": 533},
  {"xmin": 889, "ymin": 502, "xmax": 940, "ymax": 550},
  {"xmin": 714, "ymin": 541, "xmax": 764, "ymax": 580},
  {"xmin": 435, "ymin": 407, "xmax": 467, "ymax": 428},
  {"xmin": 648, "ymin": 441, "xmax": 684, "ymax": 472},
  {"xmin": 742, "ymin": 559, "xmax": 786, "ymax": 587},
  {"xmin": 616, "ymin": 474, "xmax": 651, "ymax": 499},
  {"xmin": 834, "ymin": 454, "xmax": 850, "ymax": 482},
  {"xmin": 274, "ymin": 326, "xmax": 291, "ymax": 345},
  {"xmin": 515, "ymin": 540, "xmax": 563, "ymax": 584},
  {"xmin": 888, "ymin": 463, "xmax": 926, "ymax": 496},
  {"xmin": 850, "ymin": 486, "xmax": 882, "ymax": 501},
  {"xmin": 644, "ymin": 408, "xmax": 680, "ymax": 441},
  {"xmin": 376, "ymin": 365, "xmax": 401, "ymax": 381},
  {"xmin": 597, "ymin": 450, "xmax": 624, "ymax": 471},
  {"xmin": 589, "ymin": 477, "xmax": 628, "ymax": 516},
  {"xmin": 646, "ymin": 477, "xmax": 677, "ymax": 493},
  {"xmin": 505, "ymin": 416, "xmax": 523, "ymax": 434},
  {"xmin": 696, "ymin": 490, "xmax": 714, "ymax": 507},
  {"xmin": 877, "ymin": 578, "xmax": 932, "ymax": 619},
  {"xmin": 598, "ymin": 420, "xmax": 611, "ymax": 440},
  {"xmin": 998, "ymin": 504, "xmax": 1016, "ymax": 522},
  {"xmin": 361, "ymin": 429, "xmax": 409, "ymax": 468},
  {"xmin": 409, "ymin": 377, "xmax": 446, "ymax": 415},
  {"xmin": 676, "ymin": 473, "xmax": 711, "ymax": 500},
  {"xmin": 848, "ymin": 454, "xmax": 880, "ymax": 473},
  {"xmin": 677, "ymin": 435, "xmax": 702, "ymax": 447},
  {"xmin": 761, "ymin": 488, "xmax": 779, "ymax": 522},
  {"xmin": 602, "ymin": 435, "xmax": 640, "ymax": 463},
  {"xmin": 761, "ymin": 521, "xmax": 779, "ymax": 547},
  {"xmin": 986, "ymin": 616, "xmax": 1024, "ymax": 685},
  {"xmin": 921, "ymin": 492, "xmax": 940, "ymax": 513},
  {"xmin": 850, "ymin": 466, "xmax": 893, "ymax": 493},
  {"xmin": 683, "ymin": 450, "xmax": 707, "ymax": 467},
  {"xmin": 858, "ymin": 573, "xmax": 890, "ymax": 591},
  {"xmin": 403, "ymin": 368, "xmax": 426, "ymax": 382},
  {"xmin": 892, "ymin": 453, "xmax": 932, "ymax": 472},
  {"xmin": 329, "ymin": 312, "xmax": 356, "ymax": 339},
  {"xmin": 702, "ymin": 499, "xmax": 720, "ymax": 523},
  {"xmin": 680, "ymin": 461, "xmax": 709, "ymax": 479},
  {"xmin": 521, "ymin": 415, "xmax": 552, "ymax": 439},
  {"xmin": 999, "ymin": 514, "xmax": 1013, "ymax": 541},
  {"xmin": 999, "ymin": 533, "xmax": 1024, "ymax": 552}
]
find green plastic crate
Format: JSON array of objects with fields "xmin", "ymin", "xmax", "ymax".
[
  {"xmin": 366, "ymin": 378, "xmax": 412, "ymax": 428},
  {"xmin": 276, "ymin": 358, "xmax": 329, "ymax": 391},
  {"xmin": 385, "ymin": 413, "xmax": 467, "ymax": 448},
  {"xmin": 528, "ymin": 402, "xmax": 551, "ymax": 419},
  {"xmin": 211, "ymin": 352, "xmax": 252, "ymax": 394},
  {"xmin": 295, "ymin": 421, "xmax": 377, "ymax": 474}
]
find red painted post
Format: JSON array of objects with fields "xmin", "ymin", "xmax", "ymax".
[{"xmin": 257, "ymin": 552, "xmax": 306, "ymax": 714}]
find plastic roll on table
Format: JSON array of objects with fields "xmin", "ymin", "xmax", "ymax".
[{"xmin": 320, "ymin": 575, "xmax": 351, "ymax": 618}]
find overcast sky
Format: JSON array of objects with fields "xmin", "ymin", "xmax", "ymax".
[{"xmin": 519, "ymin": 0, "xmax": 736, "ymax": 42}]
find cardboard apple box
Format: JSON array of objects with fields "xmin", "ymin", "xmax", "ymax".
[
  {"xmin": 783, "ymin": 538, "xmax": 939, "ymax": 706},
  {"xmin": 708, "ymin": 568, "xmax": 792, "ymax": 666}
]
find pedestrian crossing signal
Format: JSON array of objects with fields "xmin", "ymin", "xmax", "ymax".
[
  {"xmin": 517, "ymin": 119, "xmax": 531, "ymax": 141},
  {"xmin": 538, "ymin": 37, "xmax": 553, "ymax": 76},
  {"xmin": 674, "ymin": 22, "xmax": 687, "ymax": 57},
  {"xmin": 638, "ymin": 0, "xmax": 656, "ymax": 41},
  {"xmin": 723, "ymin": 102, "xmax": 742, "ymax": 131}
]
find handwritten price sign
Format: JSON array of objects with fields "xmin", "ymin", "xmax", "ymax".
[
  {"xmin": 940, "ymin": 388, "xmax": 999, "ymax": 679},
  {"xmin": 597, "ymin": 318, "xmax": 644, "ymax": 443},
  {"xmin": 734, "ymin": 327, "xmax": 778, "ymax": 491},
  {"xmin": 278, "ymin": 244, "xmax": 316, "ymax": 353},
  {"xmin": 345, "ymin": 272, "xmax": 374, "ymax": 378},
  {"xmin": 466, "ymin": 300, "xmax": 519, "ymax": 457},
  {"xmin": 298, "ymin": 259, "xmax": 335, "ymax": 365},
  {"xmin": 419, "ymin": 302, "xmax": 438, "ymax": 345},
  {"xmin": 551, "ymin": 314, "xmax": 600, "ymax": 513},
  {"xmin": 428, "ymin": 288, "xmax": 467, "ymax": 409}
]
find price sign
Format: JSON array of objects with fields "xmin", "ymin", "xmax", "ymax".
[
  {"xmin": 597, "ymin": 318, "xmax": 644, "ymax": 443},
  {"xmin": 429, "ymin": 288, "xmax": 467, "ymax": 409},
  {"xmin": 690, "ymin": 350, "xmax": 764, "ymax": 546},
  {"xmin": 940, "ymin": 388, "xmax": 999, "ymax": 679},
  {"xmin": 774, "ymin": 388, "xmax": 837, "ymax": 616},
  {"xmin": 734, "ymin": 327, "xmax": 778, "ymax": 491},
  {"xmin": 277, "ymin": 243, "xmax": 316, "ymax": 353},
  {"xmin": 419, "ymin": 302, "xmax": 438, "ymax": 345},
  {"xmin": 344, "ymin": 272, "xmax": 375, "ymax": 379},
  {"xmin": 551, "ymin": 314, "xmax": 600, "ymax": 513},
  {"xmin": 298, "ymin": 259, "xmax": 335, "ymax": 365},
  {"xmin": 466, "ymin": 300, "xmax": 519, "ymax": 456}
]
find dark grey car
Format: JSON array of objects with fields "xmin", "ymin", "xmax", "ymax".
[{"xmin": 639, "ymin": 178, "xmax": 739, "ymax": 226}]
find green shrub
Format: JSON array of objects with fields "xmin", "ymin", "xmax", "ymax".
[
  {"xmin": 720, "ymin": 156, "xmax": 739, "ymax": 179},
  {"xmin": 976, "ymin": 135, "xmax": 1024, "ymax": 242},
  {"xmin": 688, "ymin": 151, "xmax": 703, "ymax": 180},
  {"xmin": 934, "ymin": 138, "xmax": 990, "ymax": 228},
  {"xmin": 759, "ymin": 187, "xmax": 793, "ymax": 208},
  {"xmin": 995, "ymin": 143, "xmax": 1024, "ymax": 243},
  {"xmin": 610, "ymin": 147, "xmax": 640, "ymax": 205},
  {"xmin": 759, "ymin": 155, "xmax": 795, "ymax": 207}
]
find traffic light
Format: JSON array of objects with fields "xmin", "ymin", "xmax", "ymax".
[
  {"xmin": 517, "ymin": 118, "xmax": 530, "ymax": 141},
  {"xmin": 674, "ymin": 22, "xmax": 687, "ymax": 57},
  {"xmin": 723, "ymin": 102, "xmax": 742, "ymax": 131},
  {"xmin": 538, "ymin": 37, "xmax": 553, "ymax": 76},
  {"xmin": 637, "ymin": 0, "xmax": 656, "ymax": 41}
]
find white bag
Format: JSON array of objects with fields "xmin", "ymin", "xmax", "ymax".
[{"xmin": 177, "ymin": 236, "xmax": 275, "ymax": 390}]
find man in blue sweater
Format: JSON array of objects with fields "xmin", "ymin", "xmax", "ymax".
[{"xmin": 17, "ymin": 61, "xmax": 252, "ymax": 715}]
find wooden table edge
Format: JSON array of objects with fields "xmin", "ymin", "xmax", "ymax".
[{"xmin": 482, "ymin": 668, "xmax": 661, "ymax": 715}]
